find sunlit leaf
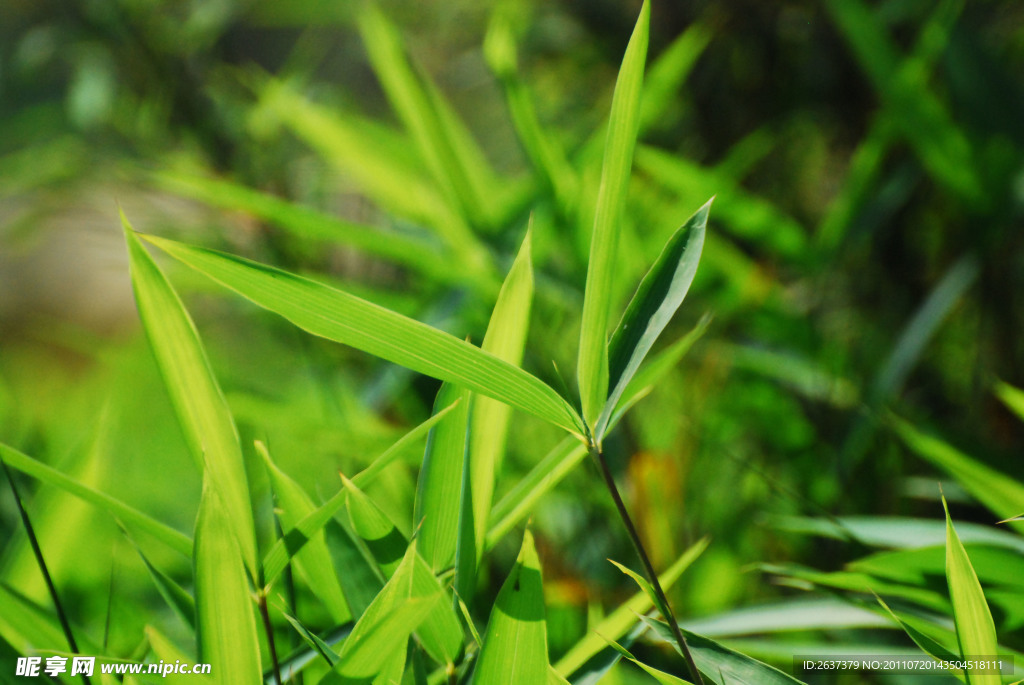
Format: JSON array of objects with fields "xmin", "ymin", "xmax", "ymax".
[
  {"xmin": 578, "ymin": 0, "xmax": 650, "ymax": 428},
  {"xmin": 597, "ymin": 199, "xmax": 709, "ymax": 438},
  {"xmin": 259, "ymin": 441, "xmax": 350, "ymax": 624},
  {"xmin": 943, "ymin": 497, "xmax": 1001, "ymax": 685},
  {"xmin": 124, "ymin": 218, "xmax": 257, "ymax": 575},
  {"xmin": 470, "ymin": 231, "xmax": 534, "ymax": 561},
  {"xmin": 143, "ymin": 234, "xmax": 585, "ymax": 437},
  {"xmin": 193, "ymin": 477, "xmax": 261, "ymax": 683},
  {"xmin": 473, "ymin": 529, "xmax": 549, "ymax": 684}
]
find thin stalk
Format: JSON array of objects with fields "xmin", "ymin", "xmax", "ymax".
[
  {"xmin": 0, "ymin": 458, "xmax": 92, "ymax": 685},
  {"xmin": 588, "ymin": 442, "xmax": 704, "ymax": 685},
  {"xmin": 257, "ymin": 582, "xmax": 283, "ymax": 685}
]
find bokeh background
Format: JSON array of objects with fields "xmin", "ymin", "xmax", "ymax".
[{"xmin": 2, "ymin": 0, "xmax": 1023, "ymax": 682}]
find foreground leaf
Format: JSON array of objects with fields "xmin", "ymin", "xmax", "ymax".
[
  {"xmin": 473, "ymin": 529, "xmax": 549, "ymax": 684},
  {"xmin": 259, "ymin": 442, "xmax": 350, "ymax": 624},
  {"xmin": 598, "ymin": 200, "xmax": 709, "ymax": 438},
  {"xmin": 143, "ymin": 234, "xmax": 584, "ymax": 437},
  {"xmin": 193, "ymin": 478, "xmax": 261, "ymax": 683},
  {"xmin": 125, "ymin": 219, "xmax": 257, "ymax": 574},
  {"xmin": 555, "ymin": 539, "xmax": 707, "ymax": 679},
  {"xmin": 578, "ymin": 0, "xmax": 650, "ymax": 427},
  {"xmin": 415, "ymin": 383, "xmax": 471, "ymax": 574},
  {"xmin": 642, "ymin": 616, "xmax": 806, "ymax": 685},
  {"xmin": 943, "ymin": 497, "xmax": 1001, "ymax": 685},
  {"xmin": 471, "ymin": 230, "xmax": 534, "ymax": 561},
  {"xmin": 331, "ymin": 541, "xmax": 447, "ymax": 679}
]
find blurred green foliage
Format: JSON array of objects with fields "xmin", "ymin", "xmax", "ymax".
[{"xmin": 2, "ymin": 0, "xmax": 1024, "ymax": 682}]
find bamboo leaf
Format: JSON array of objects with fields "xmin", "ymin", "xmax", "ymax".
[
  {"xmin": 343, "ymin": 475, "xmax": 407, "ymax": 579},
  {"xmin": 124, "ymin": 218, "xmax": 257, "ymax": 575},
  {"xmin": 258, "ymin": 441, "xmax": 350, "ymax": 624},
  {"xmin": 641, "ymin": 616, "xmax": 806, "ymax": 685},
  {"xmin": 892, "ymin": 418, "xmax": 1024, "ymax": 530},
  {"xmin": 601, "ymin": 637, "xmax": 693, "ymax": 684},
  {"xmin": 473, "ymin": 529, "xmax": 549, "ymax": 684},
  {"xmin": 0, "ymin": 442, "xmax": 191, "ymax": 558},
  {"xmin": 143, "ymin": 234, "xmax": 584, "ymax": 437},
  {"xmin": 261, "ymin": 406, "xmax": 458, "ymax": 586},
  {"xmin": 995, "ymin": 381, "xmax": 1024, "ymax": 422},
  {"xmin": 415, "ymin": 383, "xmax": 471, "ymax": 573},
  {"xmin": 555, "ymin": 540, "xmax": 707, "ymax": 679},
  {"xmin": 343, "ymin": 477, "xmax": 463, "ymax": 667},
  {"xmin": 578, "ymin": 0, "xmax": 650, "ymax": 428},
  {"xmin": 943, "ymin": 497, "xmax": 1001, "ymax": 685},
  {"xmin": 332, "ymin": 541, "xmax": 446, "ymax": 679},
  {"xmin": 597, "ymin": 199, "xmax": 709, "ymax": 439},
  {"xmin": 193, "ymin": 477, "xmax": 262, "ymax": 683},
  {"xmin": 471, "ymin": 231, "xmax": 534, "ymax": 560}
]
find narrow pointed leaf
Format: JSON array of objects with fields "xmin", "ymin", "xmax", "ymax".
[
  {"xmin": 124, "ymin": 219, "xmax": 257, "ymax": 575},
  {"xmin": 556, "ymin": 539, "xmax": 707, "ymax": 678},
  {"xmin": 193, "ymin": 478, "xmax": 262, "ymax": 683},
  {"xmin": 943, "ymin": 497, "xmax": 1001, "ymax": 685},
  {"xmin": 0, "ymin": 442, "xmax": 191, "ymax": 558},
  {"xmin": 893, "ymin": 418, "xmax": 1024, "ymax": 528},
  {"xmin": 415, "ymin": 383, "xmax": 471, "ymax": 573},
  {"xmin": 473, "ymin": 529, "xmax": 549, "ymax": 684},
  {"xmin": 261, "ymin": 405, "xmax": 458, "ymax": 585},
  {"xmin": 344, "ymin": 475, "xmax": 408, "ymax": 579},
  {"xmin": 642, "ymin": 616, "xmax": 806, "ymax": 685},
  {"xmin": 598, "ymin": 201, "xmax": 708, "ymax": 438},
  {"xmin": 471, "ymin": 231, "xmax": 534, "ymax": 559},
  {"xmin": 995, "ymin": 381, "xmax": 1024, "ymax": 422},
  {"xmin": 332, "ymin": 541, "xmax": 448, "ymax": 679},
  {"xmin": 602, "ymin": 637, "xmax": 692, "ymax": 684},
  {"xmin": 259, "ymin": 441, "xmax": 350, "ymax": 624},
  {"xmin": 578, "ymin": 0, "xmax": 650, "ymax": 427},
  {"xmin": 143, "ymin": 234, "xmax": 584, "ymax": 437}
]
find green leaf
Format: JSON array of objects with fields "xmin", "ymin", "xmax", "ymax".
[
  {"xmin": 597, "ymin": 199, "xmax": 709, "ymax": 439},
  {"xmin": 892, "ymin": 418, "xmax": 1024, "ymax": 529},
  {"xmin": 473, "ymin": 529, "xmax": 549, "ymax": 684},
  {"xmin": 146, "ymin": 625, "xmax": 202, "ymax": 685},
  {"xmin": 874, "ymin": 594, "xmax": 960, "ymax": 665},
  {"xmin": 343, "ymin": 475, "xmax": 408, "ymax": 579},
  {"xmin": 261, "ymin": 406, "xmax": 458, "ymax": 586},
  {"xmin": 470, "ymin": 231, "xmax": 534, "ymax": 560},
  {"xmin": 126, "ymin": 533, "xmax": 195, "ymax": 629},
  {"xmin": 641, "ymin": 615, "xmax": 807, "ymax": 685},
  {"xmin": 0, "ymin": 442, "xmax": 191, "ymax": 558},
  {"xmin": 555, "ymin": 539, "xmax": 706, "ymax": 679},
  {"xmin": 602, "ymin": 637, "xmax": 693, "ymax": 684},
  {"xmin": 943, "ymin": 497, "xmax": 1001, "ymax": 685},
  {"xmin": 193, "ymin": 477, "xmax": 262, "ymax": 683},
  {"xmin": 259, "ymin": 441, "xmax": 350, "ymax": 624},
  {"xmin": 577, "ymin": 0, "xmax": 650, "ymax": 428},
  {"xmin": 124, "ymin": 218, "xmax": 257, "ymax": 575},
  {"xmin": 415, "ymin": 383, "xmax": 471, "ymax": 574},
  {"xmin": 143, "ymin": 234, "xmax": 584, "ymax": 437},
  {"xmin": 332, "ymin": 541, "xmax": 447, "ymax": 679},
  {"xmin": 995, "ymin": 381, "xmax": 1024, "ymax": 422}
]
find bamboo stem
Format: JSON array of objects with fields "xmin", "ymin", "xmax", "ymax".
[{"xmin": 588, "ymin": 442, "xmax": 704, "ymax": 685}]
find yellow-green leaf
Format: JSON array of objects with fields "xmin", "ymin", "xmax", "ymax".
[
  {"xmin": 473, "ymin": 529, "xmax": 548, "ymax": 684},
  {"xmin": 943, "ymin": 496, "xmax": 1001, "ymax": 685},
  {"xmin": 124, "ymin": 217, "xmax": 257, "ymax": 575},
  {"xmin": 193, "ymin": 478, "xmax": 261, "ymax": 684},
  {"xmin": 143, "ymin": 234, "xmax": 584, "ymax": 437},
  {"xmin": 578, "ymin": 0, "xmax": 650, "ymax": 427},
  {"xmin": 471, "ymin": 231, "xmax": 534, "ymax": 560}
]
